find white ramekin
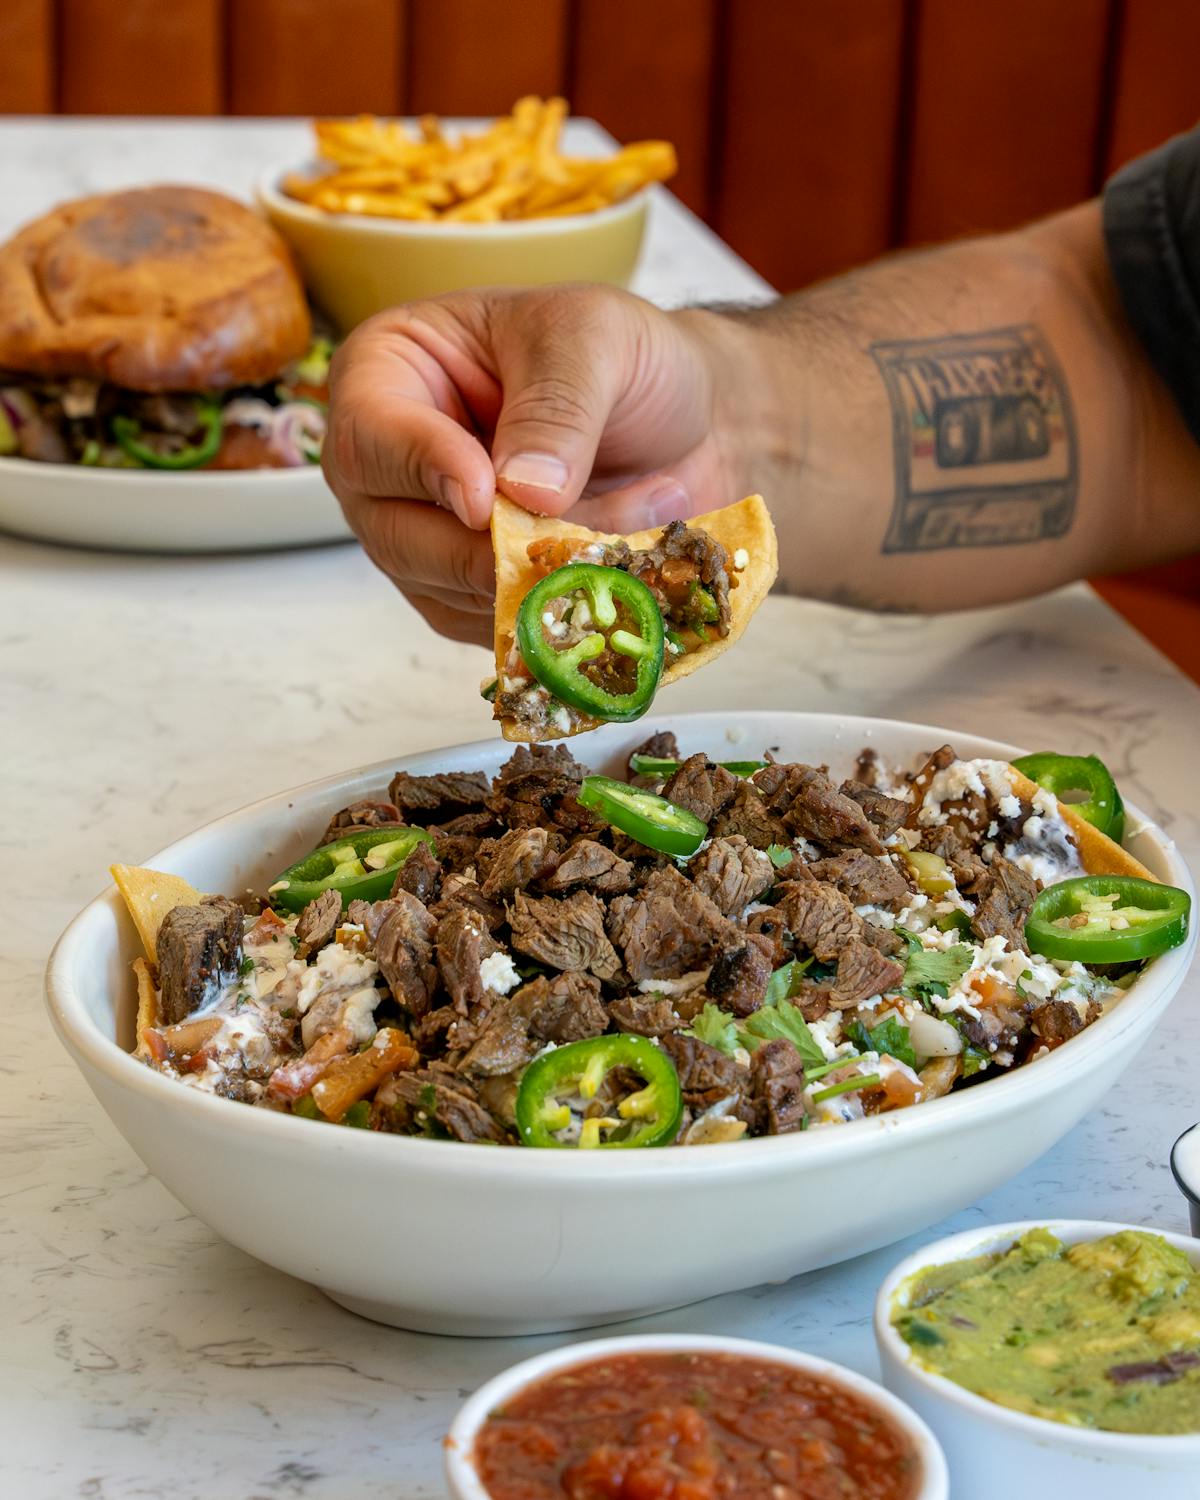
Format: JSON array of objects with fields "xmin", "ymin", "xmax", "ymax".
[
  {"xmin": 444, "ymin": 1332, "xmax": 949, "ymax": 1500},
  {"xmin": 875, "ymin": 1219, "xmax": 1200, "ymax": 1500}
]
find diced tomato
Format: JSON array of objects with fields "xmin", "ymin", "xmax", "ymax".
[{"xmin": 971, "ymin": 972, "xmax": 1019, "ymax": 1010}]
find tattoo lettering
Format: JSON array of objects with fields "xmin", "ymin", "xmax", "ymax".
[{"xmin": 869, "ymin": 325, "xmax": 1077, "ymax": 552}]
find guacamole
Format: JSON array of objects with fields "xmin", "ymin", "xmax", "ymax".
[{"xmin": 894, "ymin": 1228, "xmax": 1200, "ymax": 1434}]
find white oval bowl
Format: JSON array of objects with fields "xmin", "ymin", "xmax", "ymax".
[
  {"xmin": 874, "ymin": 1219, "xmax": 1200, "ymax": 1500},
  {"xmin": 0, "ymin": 456, "xmax": 351, "ymax": 553},
  {"xmin": 44, "ymin": 711, "xmax": 1196, "ymax": 1335},
  {"xmin": 444, "ymin": 1332, "xmax": 949, "ymax": 1500}
]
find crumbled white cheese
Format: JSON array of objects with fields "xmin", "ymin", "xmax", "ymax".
[
  {"xmin": 918, "ymin": 758, "xmax": 1014, "ymax": 828},
  {"xmin": 479, "ymin": 951, "xmax": 522, "ymax": 995},
  {"xmin": 733, "ymin": 548, "xmax": 749, "ymax": 570},
  {"xmin": 998, "ymin": 794, "xmax": 1021, "ymax": 819},
  {"xmin": 296, "ymin": 943, "xmax": 379, "ymax": 1015}
]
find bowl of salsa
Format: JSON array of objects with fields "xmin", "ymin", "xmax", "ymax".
[
  {"xmin": 444, "ymin": 1332, "xmax": 948, "ymax": 1500},
  {"xmin": 875, "ymin": 1219, "xmax": 1200, "ymax": 1500}
]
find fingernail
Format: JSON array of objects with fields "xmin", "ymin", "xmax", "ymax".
[
  {"xmin": 439, "ymin": 474, "xmax": 465, "ymax": 517},
  {"xmin": 642, "ymin": 481, "xmax": 691, "ymax": 528},
  {"xmin": 496, "ymin": 451, "xmax": 569, "ymax": 493}
]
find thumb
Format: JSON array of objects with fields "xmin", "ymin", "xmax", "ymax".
[{"xmin": 489, "ymin": 290, "xmax": 626, "ymax": 517}]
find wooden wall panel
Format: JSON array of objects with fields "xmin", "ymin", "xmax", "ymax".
[
  {"xmin": 571, "ymin": 0, "xmax": 716, "ymax": 216},
  {"xmin": 230, "ymin": 0, "xmax": 403, "ymax": 116},
  {"xmin": 0, "ymin": 0, "xmax": 53, "ymax": 112},
  {"xmin": 59, "ymin": 0, "xmax": 221, "ymax": 115},
  {"xmin": 904, "ymin": 0, "xmax": 1111, "ymax": 244},
  {"xmin": 407, "ymin": 0, "xmax": 567, "ymax": 116},
  {"xmin": 715, "ymin": 0, "xmax": 907, "ymax": 293},
  {"xmin": 1105, "ymin": 0, "xmax": 1200, "ymax": 173}
]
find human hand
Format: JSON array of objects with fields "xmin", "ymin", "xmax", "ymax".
[{"xmin": 322, "ymin": 285, "xmax": 728, "ymax": 646}]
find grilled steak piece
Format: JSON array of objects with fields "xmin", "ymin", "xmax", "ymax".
[
  {"xmin": 456, "ymin": 987, "xmax": 539, "ymax": 1077},
  {"xmin": 659, "ymin": 1033, "xmax": 746, "ymax": 1111},
  {"xmin": 606, "ymin": 994, "xmax": 683, "ymax": 1037},
  {"xmin": 971, "ymin": 855, "xmax": 1038, "ymax": 952},
  {"xmin": 429, "ymin": 873, "xmax": 505, "ymax": 931},
  {"xmin": 479, "ymin": 826, "xmax": 561, "ymax": 900},
  {"xmin": 156, "ymin": 896, "xmax": 243, "ymax": 1025},
  {"xmin": 862, "ymin": 922, "xmax": 907, "ymax": 959},
  {"xmin": 688, "ymin": 836, "xmax": 774, "ymax": 916},
  {"xmin": 387, "ymin": 769, "xmax": 491, "ymax": 822},
  {"xmin": 839, "ymin": 780, "xmax": 911, "ymax": 839},
  {"xmin": 772, "ymin": 764, "xmax": 886, "ymax": 854},
  {"xmin": 710, "ymin": 781, "xmax": 788, "ymax": 849},
  {"xmin": 1030, "ymin": 996, "xmax": 1099, "ymax": 1046},
  {"xmin": 539, "ymin": 838, "xmax": 633, "ymax": 895},
  {"xmin": 828, "ymin": 935, "xmax": 905, "ymax": 1009},
  {"xmin": 522, "ymin": 972, "xmax": 608, "ymax": 1043},
  {"xmin": 607, "ymin": 866, "xmax": 733, "ymax": 981},
  {"xmin": 773, "ymin": 880, "xmax": 860, "ymax": 962},
  {"xmin": 661, "ymin": 754, "xmax": 739, "ymax": 824},
  {"xmin": 508, "ymin": 890, "xmax": 622, "ymax": 981},
  {"xmin": 437, "ymin": 904, "xmax": 502, "ymax": 1014},
  {"xmin": 391, "ymin": 1068, "xmax": 507, "ymax": 1143},
  {"xmin": 429, "ymin": 809, "xmax": 498, "ymax": 838},
  {"xmin": 430, "ymin": 831, "xmax": 485, "ymax": 875},
  {"xmin": 321, "ymin": 798, "xmax": 403, "ymax": 843},
  {"xmin": 485, "ymin": 743, "xmax": 586, "ymax": 830},
  {"xmin": 391, "ymin": 839, "xmax": 441, "ymax": 905},
  {"xmin": 752, "ymin": 1038, "xmax": 808, "ymax": 1134},
  {"xmin": 375, "ymin": 892, "xmax": 439, "ymax": 1018},
  {"xmin": 744, "ymin": 908, "xmax": 792, "ymax": 967},
  {"xmin": 808, "ymin": 849, "xmax": 911, "ymax": 910},
  {"xmin": 706, "ymin": 934, "xmax": 774, "ymax": 1016},
  {"xmin": 295, "ymin": 887, "xmax": 340, "ymax": 958}
]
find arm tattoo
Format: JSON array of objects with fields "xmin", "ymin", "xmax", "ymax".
[{"xmin": 869, "ymin": 325, "xmax": 1077, "ymax": 552}]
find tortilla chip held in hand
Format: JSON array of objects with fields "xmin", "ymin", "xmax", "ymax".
[{"xmin": 490, "ymin": 493, "xmax": 778, "ymax": 742}]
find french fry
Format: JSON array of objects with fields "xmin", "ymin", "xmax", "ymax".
[{"xmin": 288, "ymin": 100, "xmax": 677, "ymax": 222}]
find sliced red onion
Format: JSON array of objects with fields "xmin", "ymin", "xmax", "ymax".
[
  {"xmin": 269, "ymin": 402, "xmax": 326, "ymax": 467},
  {"xmin": 0, "ymin": 387, "xmax": 35, "ymax": 430},
  {"xmin": 222, "ymin": 397, "xmax": 276, "ymax": 432}
]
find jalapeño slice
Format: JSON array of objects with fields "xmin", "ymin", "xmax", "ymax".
[
  {"xmin": 577, "ymin": 774, "xmax": 708, "ymax": 857},
  {"xmin": 111, "ymin": 398, "xmax": 224, "ymax": 470},
  {"xmin": 268, "ymin": 826, "xmax": 435, "ymax": 912},
  {"xmin": 629, "ymin": 753, "xmax": 769, "ymax": 778},
  {"xmin": 1025, "ymin": 875, "xmax": 1190, "ymax": 963},
  {"xmin": 1012, "ymin": 751, "xmax": 1125, "ymax": 843},
  {"xmin": 515, "ymin": 1034, "xmax": 683, "ymax": 1149},
  {"xmin": 516, "ymin": 563, "xmax": 664, "ymax": 722}
]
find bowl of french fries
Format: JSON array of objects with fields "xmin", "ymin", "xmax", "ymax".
[{"xmin": 258, "ymin": 97, "xmax": 676, "ymax": 331}]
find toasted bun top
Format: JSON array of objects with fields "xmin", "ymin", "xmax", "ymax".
[{"xmin": 0, "ymin": 186, "xmax": 311, "ymax": 391}]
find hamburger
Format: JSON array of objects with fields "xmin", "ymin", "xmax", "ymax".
[{"xmin": 0, "ymin": 185, "xmax": 330, "ymax": 470}]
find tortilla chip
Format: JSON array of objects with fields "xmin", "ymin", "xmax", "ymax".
[
  {"xmin": 491, "ymin": 493, "xmax": 778, "ymax": 741},
  {"xmin": 1006, "ymin": 767, "xmax": 1155, "ymax": 881},
  {"xmin": 110, "ymin": 863, "xmax": 203, "ymax": 962},
  {"xmin": 132, "ymin": 956, "xmax": 160, "ymax": 1059}
]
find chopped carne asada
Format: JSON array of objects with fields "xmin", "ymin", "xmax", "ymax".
[{"xmin": 122, "ymin": 737, "xmax": 1185, "ymax": 1148}]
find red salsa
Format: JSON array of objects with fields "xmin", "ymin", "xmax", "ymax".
[{"xmin": 471, "ymin": 1350, "xmax": 923, "ymax": 1500}]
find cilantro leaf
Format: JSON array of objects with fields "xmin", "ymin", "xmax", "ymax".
[
  {"xmin": 764, "ymin": 957, "xmax": 813, "ymax": 1006},
  {"xmin": 766, "ymin": 843, "xmax": 793, "ymax": 869},
  {"xmin": 684, "ymin": 1003, "xmax": 741, "ymax": 1057},
  {"xmin": 846, "ymin": 1015, "xmax": 917, "ymax": 1070},
  {"xmin": 901, "ymin": 944, "xmax": 974, "ymax": 1002},
  {"xmin": 739, "ymin": 1000, "xmax": 825, "ymax": 1069},
  {"xmin": 959, "ymin": 1046, "xmax": 990, "ymax": 1077}
]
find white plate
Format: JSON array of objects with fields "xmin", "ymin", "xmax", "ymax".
[
  {"xmin": 0, "ymin": 456, "xmax": 352, "ymax": 552},
  {"xmin": 44, "ymin": 711, "xmax": 1196, "ymax": 1336}
]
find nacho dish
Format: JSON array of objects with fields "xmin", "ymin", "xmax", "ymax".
[
  {"xmin": 489, "ymin": 494, "xmax": 778, "ymax": 741},
  {"xmin": 114, "ymin": 738, "xmax": 1190, "ymax": 1149},
  {"xmin": 0, "ymin": 185, "xmax": 329, "ymax": 469}
]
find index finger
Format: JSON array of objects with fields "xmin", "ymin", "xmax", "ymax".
[{"xmin": 323, "ymin": 313, "xmax": 498, "ymax": 529}]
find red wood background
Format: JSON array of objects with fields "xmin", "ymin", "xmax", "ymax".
[{"xmin": 4, "ymin": 0, "xmax": 1200, "ymax": 670}]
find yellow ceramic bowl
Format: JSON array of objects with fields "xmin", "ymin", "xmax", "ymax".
[{"xmin": 257, "ymin": 168, "xmax": 649, "ymax": 332}]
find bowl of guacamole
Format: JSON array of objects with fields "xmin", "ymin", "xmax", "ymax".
[{"xmin": 875, "ymin": 1220, "xmax": 1200, "ymax": 1500}]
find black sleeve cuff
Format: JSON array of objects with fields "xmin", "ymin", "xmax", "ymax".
[{"xmin": 1103, "ymin": 123, "xmax": 1200, "ymax": 446}]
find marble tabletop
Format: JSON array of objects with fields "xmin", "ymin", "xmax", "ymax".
[{"xmin": 3, "ymin": 120, "xmax": 1199, "ymax": 1500}]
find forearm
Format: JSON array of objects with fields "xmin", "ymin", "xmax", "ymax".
[{"xmin": 680, "ymin": 204, "xmax": 1200, "ymax": 611}]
